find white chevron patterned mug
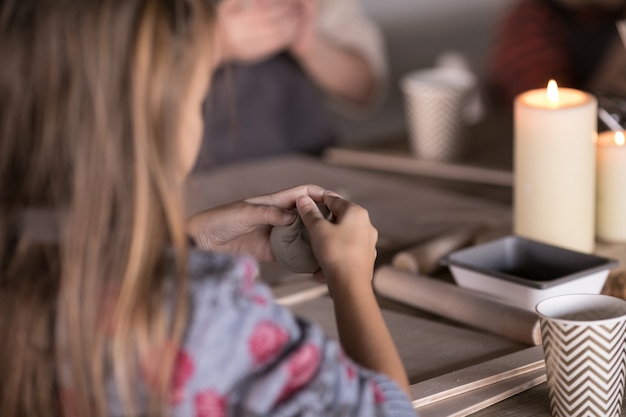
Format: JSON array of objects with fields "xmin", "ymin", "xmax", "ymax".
[
  {"xmin": 400, "ymin": 67, "xmax": 476, "ymax": 162},
  {"xmin": 536, "ymin": 294, "xmax": 626, "ymax": 417}
]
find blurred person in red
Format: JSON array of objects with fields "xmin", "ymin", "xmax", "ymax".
[{"xmin": 488, "ymin": 0, "xmax": 626, "ymax": 104}]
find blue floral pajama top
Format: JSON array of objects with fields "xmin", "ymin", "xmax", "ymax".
[{"xmin": 165, "ymin": 249, "xmax": 417, "ymax": 417}]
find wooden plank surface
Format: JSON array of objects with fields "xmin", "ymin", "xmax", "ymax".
[
  {"xmin": 323, "ymin": 111, "xmax": 515, "ymax": 188},
  {"xmin": 289, "ymin": 296, "xmax": 524, "ymax": 385},
  {"xmin": 274, "ymin": 283, "xmax": 328, "ymax": 306},
  {"xmin": 415, "ymin": 369, "xmax": 546, "ymax": 417},
  {"xmin": 469, "ymin": 381, "xmax": 626, "ymax": 416},
  {"xmin": 323, "ymin": 146, "xmax": 514, "ymax": 187},
  {"xmin": 411, "ymin": 346, "xmax": 544, "ymax": 408}
]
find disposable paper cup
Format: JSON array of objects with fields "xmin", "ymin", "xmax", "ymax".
[
  {"xmin": 536, "ymin": 294, "xmax": 626, "ymax": 417},
  {"xmin": 400, "ymin": 67, "xmax": 475, "ymax": 162}
]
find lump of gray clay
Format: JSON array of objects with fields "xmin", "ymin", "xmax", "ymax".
[{"xmin": 270, "ymin": 205, "xmax": 331, "ymax": 274}]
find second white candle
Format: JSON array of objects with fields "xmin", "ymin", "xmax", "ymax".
[{"xmin": 596, "ymin": 131, "xmax": 626, "ymax": 242}]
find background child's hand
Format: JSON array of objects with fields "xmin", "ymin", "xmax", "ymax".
[
  {"xmin": 216, "ymin": 0, "xmax": 301, "ymax": 64},
  {"xmin": 289, "ymin": 0, "xmax": 319, "ymax": 58}
]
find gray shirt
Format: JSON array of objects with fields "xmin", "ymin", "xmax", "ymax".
[{"xmin": 194, "ymin": 54, "xmax": 335, "ymax": 169}]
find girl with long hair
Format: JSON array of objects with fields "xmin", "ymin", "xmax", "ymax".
[{"xmin": 0, "ymin": 1, "xmax": 414, "ymax": 416}]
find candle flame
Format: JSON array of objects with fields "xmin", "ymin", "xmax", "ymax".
[
  {"xmin": 615, "ymin": 131, "xmax": 625, "ymax": 146},
  {"xmin": 547, "ymin": 80, "xmax": 559, "ymax": 104}
]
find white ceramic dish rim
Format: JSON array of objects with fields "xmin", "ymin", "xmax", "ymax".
[
  {"xmin": 449, "ymin": 265, "xmax": 610, "ymax": 311},
  {"xmin": 441, "ymin": 236, "xmax": 619, "ymax": 290}
]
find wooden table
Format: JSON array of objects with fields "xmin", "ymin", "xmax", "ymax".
[
  {"xmin": 186, "ymin": 154, "xmax": 626, "ymax": 416},
  {"xmin": 186, "ymin": 155, "xmax": 513, "ymax": 259}
]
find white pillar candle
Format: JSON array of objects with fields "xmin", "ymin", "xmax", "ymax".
[
  {"xmin": 596, "ymin": 131, "xmax": 626, "ymax": 242},
  {"xmin": 514, "ymin": 80, "xmax": 597, "ymax": 253}
]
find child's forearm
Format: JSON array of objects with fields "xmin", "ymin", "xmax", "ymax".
[{"xmin": 332, "ymin": 278, "xmax": 411, "ymax": 397}]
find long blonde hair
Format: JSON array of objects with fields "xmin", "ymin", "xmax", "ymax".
[{"xmin": 0, "ymin": 1, "xmax": 214, "ymax": 416}]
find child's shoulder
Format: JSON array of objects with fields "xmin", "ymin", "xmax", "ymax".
[
  {"xmin": 186, "ymin": 248, "xmax": 254, "ymax": 280},
  {"xmin": 184, "ymin": 248, "xmax": 264, "ymax": 301}
]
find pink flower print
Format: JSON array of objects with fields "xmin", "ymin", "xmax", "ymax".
[
  {"xmin": 250, "ymin": 294, "xmax": 268, "ymax": 306},
  {"xmin": 249, "ymin": 321, "xmax": 288, "ymax": 365},
  {"xmin": 279, "ymin": 343, "xmax": 320, "ymax": 401},
  {"xmin": 339, "ymin": 351, "xmax": 355, "ymax": 380},
  {"xmin": 171, "ymin": 349, "xmax": 195, "ymax": 404},
  {"xmin": 372, "ymin": 382, "xmax": 385, "ymax": 404},
  {"xmin": 345, "ymin": 363, "xmax": 356, "ymax": 380},
  {"xmin": 241, "ymin": 258, "xmax": 258, "ymax": 291},
  {"xmin": 195, "ymin": 390, "xmax": 227, "ymax": 417}
]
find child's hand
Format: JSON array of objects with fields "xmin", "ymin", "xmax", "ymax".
[
  {"xmin": 296, "ymin": 193, "xmax": 378, "ymax": 293},
  {"xmin": 188, "ymin": 185, "xmax": 332, "ymax": 261},
  {"xmin": 216, "ymin": 0, "xmax": 300, "ymax": 64}
]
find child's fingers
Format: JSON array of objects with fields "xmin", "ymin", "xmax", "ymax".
[
  {"xmin": 245, "ymin": 184, "xmax": 332, "ymax": 209},
  {"xmin": 322, "ymin": 193, "xmax": 353, "ymax": 220},
  {"xmin": 246, "ymin": 204, "xmax": 296, "ymax": 226},
  {"xmin": 296, "ymin": 195, "xmax": 326, "ymax": 230}
]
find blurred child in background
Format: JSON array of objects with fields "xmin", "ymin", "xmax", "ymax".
[{"xmin": 194, "ymin": 0, "xmax": 388, "ymax": 168}]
